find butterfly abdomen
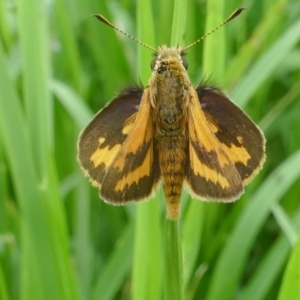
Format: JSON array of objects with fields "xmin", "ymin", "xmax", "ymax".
[{"xmin": 157, "ymin": 135, "xmax": 188, "ymax": 219}]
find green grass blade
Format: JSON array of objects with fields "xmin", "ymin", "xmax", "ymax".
[
  {"xmin": 1, "ymin": 0, "xmax": 80, "ymax": 297},
  {"xmin": 51, "ymin": 79, "xmax": 93, "ymax": 128},
  {"xmin": 165, "ymin": 220, "xmax": 184, "ymax": 300},
  {"xmin": 259, "ymin": 78, "xmax": 300, "ymax": 132},
  {"xmin": 224, "ymin": 0, "xmax": 286, "ymax": 87},
  {"xmin": 17, "ymin": 0, "xmax": 51, "ymax": 177},
  {"xmin": 54, "ymin": 0, "xmax": 82, "ymax": 91},
  {"xmin": 206, "ymin": 150, "xmax": 300, "ymax": 300},
  {"xmin": 0, "ymin": 40, "xmax": 79, "ymax": 300},
  {"xmin": 132, "ymin": 202, "xmax": 162, "ymax": 300},
  {"xmin": 0, "ymin": 264, "xmax": 9, "ymax": 300},
  {"xmin": 182, "ymin": 201, "xmax": 204, "ymax": 288},
  {"xmin": 132, "ymin": 2, "xmax": 161, "ymax": 299},
  {"xmin": 203, "ymin": 0, "xmax": 225, "ymax": 82},
  {"xmin": 278, "ymin": 233, "xmax": 300, "ymax": 299},
  {"xmin": 232, "ymin": 18, "xmax": 300, "ymax": 107},
  {"xmin": 0, "ymin": 38, "xmax": 46, "ymax": 299},
  {"xmin": 271, "ymin": 203, "xmax": 298, "ymax": 245},
  {"xmin": 92, "ymin": 224, "xmax": 134, "ymax": 300},
  {"xmin": 239, "ymin": 206, "xmax": 300, "ymax": 300},
  {"xmin": 170, "ymin": 0, "xmax": 187, "ymax": 46}
]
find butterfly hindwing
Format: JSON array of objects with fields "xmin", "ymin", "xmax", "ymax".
[
  {"xmin": 77, "ymin": 87, "xmax": 143, "ymax": 187},
  {"xmin": 186, "ymin": 87, "xmax": 244, "ymax": 201},
  {"xmin": 197, "ymin": 85, "xmax": 266, "ymax": 185},
  {"xmin": 100, "ymin": 87, "xmax": 161, "ymax": 204}
]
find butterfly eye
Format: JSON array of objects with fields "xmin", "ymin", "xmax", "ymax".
[
  {"xmin": 151, "ymin": 56, "xmax": 158, "ymax": 70},
  {"xmin": 181, "ymin": 56, "xmax": 188, "ymax": 70}
]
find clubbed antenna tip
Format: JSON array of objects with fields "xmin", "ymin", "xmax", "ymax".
[{"xmin": 182, "ymin": 8, "xmax": 246, "ymax": 52}]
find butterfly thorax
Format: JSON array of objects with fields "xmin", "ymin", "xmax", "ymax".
[
  {"xmin": 149, "ymin": 46, "xmax": 190, "ymax": 218},
  {"xmin": 150, "ymin": 47, "xmax": 190, "ymax": 132}
]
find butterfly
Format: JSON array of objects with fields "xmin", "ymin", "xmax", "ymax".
[{"xmin": 77, "ymin": 9, "xmax": 266, "ymax": 219}]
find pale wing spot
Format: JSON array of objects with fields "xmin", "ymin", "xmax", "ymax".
[
  {"xmin": 190, "ymin": 146, "xmax": 230, "ymax": 189},
  {"xmin": 237, "ymin": 136, "xmax": 243, "ymax": 144},
  {"xmin": 225, "ymin": 144, "xmax": 251, "ymax": 166},
  {"xmin": 91, "ymin": 138, "xmax": 121, "ymax": 168},
  {"xmin": 205, "ymin": 115, "xmax": 219, "ymax": 134},
  {"xmin": 122, "ymin": 113, "xmax": 137, "ymax": 135},
  {"xmin": 114, "ymin": 149, "xmax": 151, "ymax": 192},
  {"xmin": 208, "ymin": 121, "xmax": 219, "ymax": 134}
]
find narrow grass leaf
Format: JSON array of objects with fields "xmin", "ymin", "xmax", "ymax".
[
  {"xmin": 239, "ymin": 206, "xmax": 300, "ymax": 300},
  {"xmin": 51, "ymin": 79, "xmax": 93, "ymax": 128},
  {"xmin": 170, "ymin": 0, "xmax": 187, "ymax": 46},
  {"xmin": 132, "ymin": 2, "xmax": 161, "ymax": 299},
  {"xmin": 54, "ymin": 0, "xmax": 82, "ymax": 90},
  {"xmin": 17, "ymin": 0, "xmax": 51, "ymax": 175},
  {"xmin": 0, "ymin": 40, "xmax": 78, "ymax": 300},
  {"xmin": 165, "ymin": 220, "xmax": 184, "ymax": 300},
  {"xmin": 182, "ymin": 201, "xmax": 204, "ymax": 288},
  {"xmin": 207, "ymin": 150, "xmax": 300, "ymax": 300},
  {"xmin": 278, "ymin": 233, "xmax": 300, "ymax": 299},
  {"xmin": 259, "ymin": 79, "xmax": 300, "ymax": 132},
  {"xmin": 225, "ymin": 0, "xmax": 286, "ymax": 87},
  {"xmin": 232, "ymin": 18, "xmax": 300, "ymax": 107},
  {"xmin": 92, "ymin": 224, "xmax": 134, "ymax": 300},
  {"xmin": 203, "ymin": 0, "xmax": 225, "ymax": 82},
  {"xmin": 0, "ymin": 265, "xmax": 9, "ymax": 300},
  {"xmin": 271, "ymin": 203, "xmax": 298, "ymax": 245}
]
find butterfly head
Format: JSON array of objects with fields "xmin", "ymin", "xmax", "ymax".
[{"xmin": 150, "ymin": 46, "xmax": 188, "ymax": 75}]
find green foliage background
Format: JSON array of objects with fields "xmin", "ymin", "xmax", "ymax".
[{"xmin": 1, "ymin": 0, "xmax": 300, "ymax": 299}]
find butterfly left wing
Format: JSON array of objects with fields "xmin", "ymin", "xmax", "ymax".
[
  {"xmin": 185, "ymin": 86, "xmax": 244, "ymax": 201},
  {"xmin": 197, "ymin": 85, "xmax": 266, "ymax": 185},
  {"xmin": 100, "ymin": 87, "xmax": 161, "ymax": 204},
  {"xmin": 77, "ymin": 87, "xmax": 143, "ymax": 187}
]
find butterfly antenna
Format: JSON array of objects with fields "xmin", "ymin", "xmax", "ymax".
[
  {"xmin": 94, "ymin": 14, "xmax": 157, "ymax": 52},
  {"xmin": 182, "ymin": 8, "xmax": 245, "ymax": 52}
]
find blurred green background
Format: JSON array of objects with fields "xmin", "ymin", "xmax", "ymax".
[{"xmin": 1, "ymin": 0, "xmax": 300, "ymax": 299}]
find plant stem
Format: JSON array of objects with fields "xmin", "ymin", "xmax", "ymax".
[
  {"xmin": 164, "ymin": 220, "xmax": 184, "ymax": 300},
  {"xmin": 163, "ymin": 0, "xmax": 187, "ymax": 299}
]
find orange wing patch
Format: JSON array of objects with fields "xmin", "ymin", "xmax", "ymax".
[
  {"xmin": 185, "ymin": 87, "xmax": 244, "ymax": 201},
  {"xmin": 197, "ymin": 86, "xmax": 266, "ymax": 185},
  {"xmin": 77, "ymin": 88, "xmax": 143, "ymax": 188},
  {"xmin": 100, "ymin": 88, "xmax": 161, "ymax": 204}
]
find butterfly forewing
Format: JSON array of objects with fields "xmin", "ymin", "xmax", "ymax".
[
  {"xmin": 100, "ymin": 88, "xmax": 161, "ymax": 204},
  {"xmin": 77, "ymin": 88, "xmax": 143, "ymax": 187},
  {"xmin": 185, "ymin": 87, "xmax": 244, "ymax": 201},
  {"xmin": 197, "ymin": 86, "xmax": 266, "ymax": 185}
]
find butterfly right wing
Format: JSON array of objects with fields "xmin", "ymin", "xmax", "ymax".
[{"xmin": 77, "ymin": 87, "xmax": 143, "ymax": 187}]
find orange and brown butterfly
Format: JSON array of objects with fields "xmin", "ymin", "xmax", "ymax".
[{"xmin": 77, "ymin": 8, "xmax": 266, "ymax": 219}]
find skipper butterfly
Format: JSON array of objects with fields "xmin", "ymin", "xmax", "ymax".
[{"xmin": 77, "ymin": 9, "xmax": 266, "ymax": 219}]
